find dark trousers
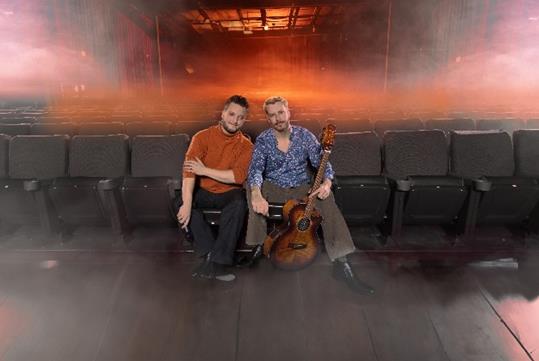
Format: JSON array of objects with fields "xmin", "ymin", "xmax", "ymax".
[{"xmin": 174, "ymin": 188, "xmax": 246, "ymax": 265}]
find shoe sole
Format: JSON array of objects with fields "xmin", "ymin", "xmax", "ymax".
[{"xmin": 214, "ymin": 274, "xmax": 236, "ymax": 282}]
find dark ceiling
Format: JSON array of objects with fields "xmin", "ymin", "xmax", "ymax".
[{"xmin": 121, "ymin": 0, "xmax": 384, "ymax": 38}]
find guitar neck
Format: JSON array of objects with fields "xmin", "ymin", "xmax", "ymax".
[{"xmin": 305, "ymin": 150, "xmax": 331, "ymax": 216}]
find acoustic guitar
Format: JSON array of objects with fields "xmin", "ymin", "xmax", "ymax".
[{"xmin": 263, "ymin": 124, "xmax": 336, "ymax": 270}]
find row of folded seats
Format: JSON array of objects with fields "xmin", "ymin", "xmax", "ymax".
[
  {"xmin": 0, "ymin": 121, "xmax": 212, "ymax": 138},
  {"xmin": 327, "ymin": 118, "xmax": 539, "ymax": 135},
  {"xmin": 0, "ymin": 134, "xmax": 188, "ymax": 241},
  {"xmin": 2, "ymin": 129, "xmax": 539, "ymax": 248},
  {"xmin": 3, "ymin": 118, "xmax": 538, "ymax": 141},
  {"xmin": 331, "ymin": 129, "xmax": 539, "ymax": 244}
]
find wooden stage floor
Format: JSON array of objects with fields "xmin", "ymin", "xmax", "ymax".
[{"xmin": 0, "ymin": 248, "xmax": 538, "ymax": 360}]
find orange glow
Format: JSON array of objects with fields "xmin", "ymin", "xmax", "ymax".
[
  {"xmin": 0, "ymin": 1, "xmax": 538, "ymax": 122},
  {"xmin": 0, "ymin": 302, "xmax": 27, "ymax": 355}
]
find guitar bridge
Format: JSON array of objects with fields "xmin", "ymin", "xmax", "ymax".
[{"xmin": 288, "ymin": 242, "xmax": 307, "ymax": 250}]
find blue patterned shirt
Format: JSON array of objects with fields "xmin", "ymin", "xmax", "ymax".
[{"xmin": 247, "ymin": 126, "xmax": 334, "ymax": 188}]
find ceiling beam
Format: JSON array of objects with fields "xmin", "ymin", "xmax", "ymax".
[
  {"xmin": 198, "ymin": 8, "xmax": 224, "ymax": 32},
  {"xmin": 260, "ymin": 8, "xmax": 267, "ymax": 27},
  {"xmin": 291, "ymin": 7, "xmax": 300, "ymax": 29},
  {"xmin": 311, "ymin": 5, "xmax": 321, "ymax": 27}
]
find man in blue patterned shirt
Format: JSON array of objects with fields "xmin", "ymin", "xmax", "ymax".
[{"xmin": 243, "ymin": 96, "xmax": 374, "ymax": 295}]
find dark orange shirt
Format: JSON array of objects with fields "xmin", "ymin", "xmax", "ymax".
[{"xmin": 183, "ymin": 124, "xmax": 253, "ymax": 193}]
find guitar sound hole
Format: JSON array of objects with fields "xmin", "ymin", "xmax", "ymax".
[{"xmin": 297, "ymin": 218, "xmax": 311, "ymax": 231}]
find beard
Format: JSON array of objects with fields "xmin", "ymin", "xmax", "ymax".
[
  {"xmin": 273, "ymin": 121, "xmax": 288, "ymax": 131},
  {"xmin": 220, "ymin": 120, "xmax": 239, "ymax": 134}
]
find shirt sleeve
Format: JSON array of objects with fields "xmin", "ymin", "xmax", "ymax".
[
  {"xmin": 232, "ymin": 140, "xmax": 254, "ymax": 184},
  {"xmin": 247, "ymin": 136, "xmax": 267, "ymax": 188},
  {"xmin": 182, "ymin": 132, "xmax": 206, "ymax": 179},
  {"xmin": 305, "ymin": 129, "xmax": 334, "ymax": 181}
]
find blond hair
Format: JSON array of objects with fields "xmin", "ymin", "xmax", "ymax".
[{"xmin": 263, "ymin": 96, "xmax": 288, "ymax": 114}]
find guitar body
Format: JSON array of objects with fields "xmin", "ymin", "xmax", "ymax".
[{"xmin": 270, "ymin": 198, "xmax": 322, "ymax": 270}]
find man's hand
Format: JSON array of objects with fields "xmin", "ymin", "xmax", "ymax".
[
  {"xmin": 184, "ymin": 157, "xmax": 207, "ymax": 176},
  {"xmin": 309, "ymin": 179, "xmax": 332, "ymax": 200},
  {"xmin": 176, "ymin": 204, "xmax": 191, "ymax": 230},
  {"xmin": 251, "ymin": 194, "xmax": 269, "ymax": 217}
]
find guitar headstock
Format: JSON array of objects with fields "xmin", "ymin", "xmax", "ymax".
[{"xmin": 320, "ymin": 124, "xmax": 336, "ymax": 151}]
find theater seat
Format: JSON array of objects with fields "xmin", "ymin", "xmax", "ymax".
[
  {"xmin": 0, "ymin": 123, "xmax": 31, "ymax": 136},
  {"xmin": 77, "ymin": 121, "xmax": 125, "ymax": 135},
  {"xmin": 290, "ymin": 120, "xmax": 322, "ymax": 136},
  {"xmin": 173, "ymin": 121, "xmax": 214, "ymax": 137},
  {"xmin": 240, "ymin": 121, "xmax": 268, "ymax": 142},
  {"xmin": 0, "ymin": 135, "xmax": 68, "ymax": 234},
  {"xmin": 425, "ymin": 118, "xmax": 475, "ymax": 132},
  {"xmin": 451, "ymin": 131, "xmax": 539, "ymax": 239},
  {"xmin": 125, "ymin": 121, "xmax": 172, "ymax": 137},
  {"xmin": 383, "ymin": 130, "xmax": 467, "ymax": 238},
  {"xmin": 121, "ymin": 135, "xmax": 189, "ymax": 225},
  {"xmin": 30, "ymin": 122, "xmax": 77, "ymax": 136},
  {"xmin": 330, "ymin": 132, "xmax": 390, "ymax": 225},
  {"xmin": 476, "ymin": 118, "xmax": 525, "ymax": 133},
  {"xmin": 0, "ymin": 135, "xmax": 7, "ymax": 177},
  {"xmin": 513, "ymin": 130, "xmax": 539, "ymax": 233},
  {"xmin": 374, "ymin": 118, "xmax": 423, "ymax": 138},
  {"xmin": 325, "ymin": 119, "xmax": 373, "ymax": 133},
  {"xmin": 49, "ymin": 135, "xmax": 130, "ymax": 240},
  {"xmin": 526, "ymin": 119, "xmax": 539, "ymax": 129}
]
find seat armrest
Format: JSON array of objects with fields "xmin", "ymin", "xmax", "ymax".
[
  {"xmin": 473, "ymin": 177, "xmax": 492, "ymax": 192},
  {"xmin": 167, "ymin": 178, "xmax": 182, "ymax": 191},
  {"xmin": 387, "ymin": 177, "xmax": 412, "ymax": 191},
  {"xmin": 268, "ymin": 203, "xmax": 284, "ymax": 220},
  {"xmin": 97, "ymin": 178, "xmax": 121, "ymax": 191},
  {"xmin": 23, "ymin": 179, "xmax": 41, "ymax": 192}
]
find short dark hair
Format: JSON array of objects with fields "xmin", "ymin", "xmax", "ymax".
[{"xmin": 224, "ymin": 95, "xmax": 249, "ymax": 111}]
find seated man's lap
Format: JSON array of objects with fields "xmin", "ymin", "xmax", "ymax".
[{"xmin": 175, "ymin": 188, "xmax": 246, "ymax": 213}]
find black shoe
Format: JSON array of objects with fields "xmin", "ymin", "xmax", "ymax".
[
  {"xmin": 236, "ymin": 244, "xmax": 264, "ymax": 268},
  {"xmin": 332, "ymin": 261, "xmax": 375, "ymax": 295},
  {"xmin": 201, "ymin": 262, "xmax": 236, "ymax": 282},
  {"xmin": 191, "ymin": 253, "xmax": 211, "ymax": 278}
]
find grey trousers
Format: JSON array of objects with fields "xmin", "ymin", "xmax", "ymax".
[{"xmin": 246, "ymin": 181, "xmax": 356, "ymax": 261}]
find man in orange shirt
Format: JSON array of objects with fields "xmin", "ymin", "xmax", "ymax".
[{"xmin": 175, "ymin": 95, "xmax": 253, "ymax": 281}]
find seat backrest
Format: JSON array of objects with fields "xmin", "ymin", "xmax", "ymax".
[
  {"xmin": 126, "ymin": 121, "xmax": 172, "ymax": 137},
  {"xmin": 526, "ymin": 119, "xmax": 539, "ymax": 129},
  {"xmin": 77, "ymin": 121, "xmax": 125, "ymax": 135},
  {"xmin": 30, "ymin": 122, "xmax": 76, "ymax": 136},
  {"xmin": 69, "ymin": 135, "xmax": 129, "ymax": 178},
  {"xmin": 9, "ymin": 135, "xmax": 68, "ymax": 180},
  {"xmin": 241, "ymin": 121, "xmax": 268, "ymax": 142},
  {"xmin": 173, "ymin": 121, "xmax": 214, "ymax": 137},
  {"xmin": 326, "ymin": 119, "xmax": 372, "ymax": 133},
  {"xmin": 425, "ymin": 118, "xmax": 475, "ymax": 131},
  {"xmin": 111, "ymin": 114, "xmax": 141, "ymax": 123},
  {"xmin": 330, "ymin": 132, "xmax": 382, "ymax": 176},
  {"xmin": 476, "ymin": 118, "xmax": 525, "ymax": 132},
  {"xmin": 131, "ymin": 135, "xmax": 189, "ymax": 178},
  {"xmin": 450, "ymin": 131, "xmax": 514, "ymax": 178},
  {"xmin": 374, "ymin": 118, "xmax": 423, "ymax": 137},
  {"xmin": 0, "ymin": 123, "xmax": 31, "ymax": 136},
  {"xmin": 0, "ymin": 134, "xmax": 8, "ymax": 178},
  {"xmin": 38, "ymin": 116, "xmax": 70, "ymax": 123},
  {"xmin": 384, "ymin": 130, "xmax": 448, "ymax": 178},
  {"xmin": 0, "ymin": 117, "xmax": 34, "ymax": 125},
  {"xmin": 514, "ymin": 130, "xmax": 539, "ymax": 178},
  {"xmin": 290, "ymin": 120, "xmax": 322, "ymax": 136}
]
